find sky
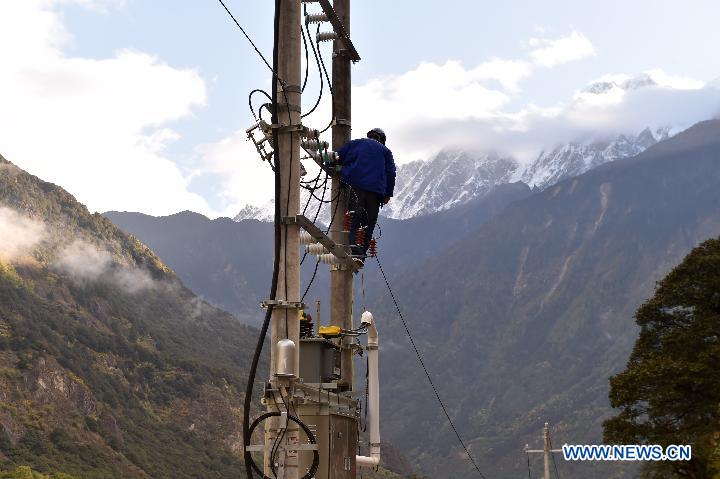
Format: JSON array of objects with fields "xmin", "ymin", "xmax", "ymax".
[{"xmin": 0, "ymin": 0, "xmax": 719, "ymax": 217}]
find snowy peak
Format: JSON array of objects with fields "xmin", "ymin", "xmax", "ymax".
[
  {"xmin": 518, "ymin": 127, "xmax": 672, "ymax": 190},
  {"xmin": 234, "ymin": 200, "xmax": 275, "ymax": 222},
  {"xmin": 235, "ymin": 125, "xmax": 684, "ymax": 223},
  {"xmin": 381, "ymin": 150, "xmax": 519, "ymax": 219}
]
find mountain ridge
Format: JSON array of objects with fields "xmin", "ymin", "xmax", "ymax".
[{"xmin": 370, "ymin": 119, "xmax": 720, "ymax": 477}]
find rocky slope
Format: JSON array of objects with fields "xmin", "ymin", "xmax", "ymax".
[{"xmin": 0, "ymin": 155, "xmax": 264, "ymax": 477}]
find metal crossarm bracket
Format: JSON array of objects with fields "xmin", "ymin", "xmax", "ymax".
[
  {"xmin": 316, "ymin": 0, "xmax": 361, "ymax": 62},
  {"xmin": 283, "ymin": 215, "xmax": 360, "ymax": 272},
  {"xmin": 261, "ymin": 299, "xmax": 307, "ymax": 310},
  {"xmin": 244, "ymin": 444, "xmax": 319, "ymax": 452}
]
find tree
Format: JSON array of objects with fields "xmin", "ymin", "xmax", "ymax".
[{"xmin": 604, "ymin": 238, "xmax": 720, "ymax": 478}]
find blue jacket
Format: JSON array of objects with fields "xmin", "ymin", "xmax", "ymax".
[{"xmin": 337, "ymin": 138, "xmax": 396, "ymax": 197}]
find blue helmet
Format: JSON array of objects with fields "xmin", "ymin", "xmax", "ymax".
[{"xmin": 367, "ymin": 128, "xmax": 386, "ymax": 145}]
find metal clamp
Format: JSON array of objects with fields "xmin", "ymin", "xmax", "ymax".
[
  {"xmin": 261, "ymin": 300, "xmax": 306, "ymax": 310},
  {"xmin": 281, "ymin": 84, "xmax": 302, "ymax": 94},
  {"xmin": 276, "ymin": 103, "xmax": 302, "ymax": 114}
]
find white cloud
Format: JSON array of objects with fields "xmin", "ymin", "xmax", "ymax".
[
  {"xmin": 0, "ymin": 0, "xmax": 209, "ymax": 216},
  {"xmin": 352, "ymin": 60, "xmax": 512, "ymax": 162},
  {"xmin": 529, "ymin": 30, "xmax": 595, "ymax": 67},
  {"xmin": 349, "ymin": 64, "xmax": 718, "ymax": 166},
  {"xmin": 54, "ymin": 240, "xmax": 157, "ymax": 293},
  {"xmin": 470, "ymin": 59, "xmax": 533, "ymax": 93},
  {"xmin": 345, "ymin": 31, "xmax": 598, "ymax": 164},
  {"xmin": 192, "ymin": 129, "xmax": 276, "ymax": 216},
  {"xmin": 0, "ymin": 207, "xmax": 47, "ymax": 261}
]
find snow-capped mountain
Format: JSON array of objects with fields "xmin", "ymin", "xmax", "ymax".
[
  {"xmin": 381, "ymin": 150, "xmax": 518, "ymax": 219},
  {"xmin": 234, "ymin": 151, "xmax": 519, "ymax": 222},
  {"xmin": 234, "ymin": 201, "xmax": 275, "ymax": 222},
  {"xmin": 517, "ymin": 127, "xmax": 671, "ymax": 190},
  {"xmin": 234, "ymin": 190, "xmax": 335, "ymax": 225},
  {"xmin": 234, "ymin": 128, "xmax": 674, "ymax": 223}
]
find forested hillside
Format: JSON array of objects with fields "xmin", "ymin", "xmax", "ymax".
[{"xmin": 0, "ymin": 155, "xmax": 263, "ymax": 477}]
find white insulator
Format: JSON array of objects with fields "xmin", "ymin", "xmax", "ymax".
[
  {"xmin": 301, "ymin": 139, "xmax": 329, "ymax": 151},
  {"xmin": 301, "ymin": 128, "xmax": 320, "ymax": 139},
  {"xmin": 318, "ymin": 253, "xmax": 340, "ymax": 265},
  {"xmin": 300, "ymin": 231, "xmax": 317, "ymax": 245},
  {"xmin": 317, "ymin": 31, "xmax": 339, "ymax": 43},
  {"xmin": 306, "ymin": 13, "xmax": 328, "ymax": 24},
  {"xmin": 305, "ymin": 243, "xmax": 328, "ymax": 255}
]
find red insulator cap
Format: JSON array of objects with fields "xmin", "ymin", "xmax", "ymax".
[
  {"xmin": 356, "ymin": 227, "xmax": 366, "ymax": 246},
  {"xmin": 368, "ymin": 238, "xmax": 377, "ymax": 257}
]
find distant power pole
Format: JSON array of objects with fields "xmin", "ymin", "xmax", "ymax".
[{"xmin": 525, "ymin": 422, "xmax": 563, "ymax": 479}]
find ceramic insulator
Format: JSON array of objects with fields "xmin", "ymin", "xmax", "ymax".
[
  {"xmin": 305, "ymin": 243, "xmax": 328, "ymax": 255},
  {"xmin": 300, "ymin": 231, "xmax": 317, "ymax": 245},
  {"xmin": 317, "ymin": 31, "xmax": 339, "ymax": 43},
  {"xmin": 318, "ymin": 253, "xmax": 339, "ymax": 265}
]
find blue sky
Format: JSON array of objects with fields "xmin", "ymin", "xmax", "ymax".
[{"xmin": 0, "ymin": 0, "xmax": 719, "ymax": 217}]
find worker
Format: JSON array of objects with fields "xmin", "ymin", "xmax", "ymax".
[{"xmin": 337, "ymin": 127, "xmax": 396, "ymax": 257}]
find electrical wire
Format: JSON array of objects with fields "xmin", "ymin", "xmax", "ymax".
[
  {"xmin": 374, "ymin": 254, "xmax": 489, "ymax": 479},
  {"xmin": 249, "ymin": 88, "xmax": 272, "ymax": 121},
  {"xmin": 215, "ymin": 0, "xmax": 275, "ymax": 75},
  {"xmin": 301, "ymin": 259, "xmax": 321, "ymax": 303},
  {"xmin": 526, "ymin": 451, "xmax": 532, "ymax": 479},
  {"xmin": 301, "ymin": 9, "xmax": 326, "ymax": 119},
  {"xmin": 300, "ymin": 18, "xmax": 310, "ymax": 93},
  {"xmin": 549, "ymin": 434, "xmax": 562, "ymax": 479},
  {"xmin": 243, "ymin": 1, "xmax": 282, "ymax": 477},
  {"xmin": 314, "ymin": 23, "xmax": 335, "ymax": 134}
]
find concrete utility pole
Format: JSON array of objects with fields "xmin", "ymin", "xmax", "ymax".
[
  {"xmin": 266, "ymin": 0, "xmax": 302, "ymax": 477},
  {"xmin": 525, "ymin": 422, "xmax": 563, "ymax": 479},
  {"xmin": 329, "ymin": 0, "xmax": 354, "ymax": 392},
  {"xmin": 246, "ymin": 1, "xmax": 363, "ymax": 477}
]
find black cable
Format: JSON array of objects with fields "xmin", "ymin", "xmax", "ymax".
[
  {"xmin": 300, "ymin": 18, "xmax": 310, "ymax": 93},
  {"xmin": 314, "ymin": 24, "xmax": 335, "ymax": 134},
  {"xmin": 270, "ymin": 389, "xmax": 291, "ymax": 477},
  {"xmin": 215, "ymin": 0, "xmax": 275, "ymax": 75},
  {"xmin": 300, "ymin": 171, "xmax": 329, "ymax": 266},
  {"xmin": 301, "ymin": 259, "xmax": 321, "ymax": 303},
  {"xmin": 247, "ymin": 412, "xmax": 320, "ymax": 479},
  {"xmin": 243, "ymin": 1, "xmax": 282, "ymax": 477},
  {"xmin": 526, "ymin": 451, "xmax": 532, "ymax": 479},
  {"xmin": 374, "ymin": 254, "xmax": 489, "ymax": 479},
  {"xmin": 249, "ymin": 88, "xmax": 272, "ymax": 121},
  {"xmin": 301, "ymin": 11, "xmax": 325, "ymax": 119},
  {"xmin": 549, "ymin": 435, "xmax": 562, "ymax": 479}
]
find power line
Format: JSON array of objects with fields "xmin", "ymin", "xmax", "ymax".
[
  {"xmin": 374, "ymin": 254, "xmax": 489, "ymax": 479},
  {"xmin": 548, "ymin": 435, "xmax": 562, "ymax": 479},
  {"xmin": 526, "ymin": 450, "xmax": 532, "ymax": 479},
  {"xmin": 215, "ymin": 0, "xmax": 275, "ymax": 75}
]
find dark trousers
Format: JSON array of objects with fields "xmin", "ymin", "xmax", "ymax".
[{"xmin": 347, "ymin": 187, "xmax": 381, "ymax": 256}]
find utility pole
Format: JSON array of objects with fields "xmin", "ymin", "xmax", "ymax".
[
  {"xmin": 525, "ymin": 422, "xmax": 563, "ymax": 479},
  {"xmin": 329, "ymin": 0, "xmax": 354, "ymax": 392},
  {"xmin": 266, "ymin": 0, "xmax": 302, "ymax": 477},
  {"xmin": 245, "ymin": 2, "xmax": 365, "ymax": 478}
]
